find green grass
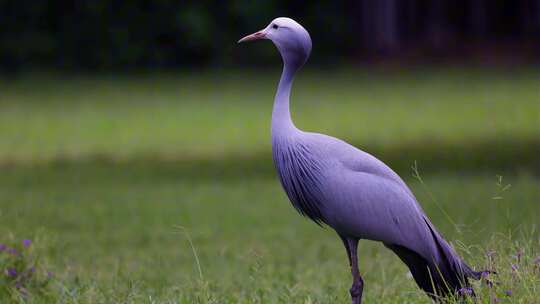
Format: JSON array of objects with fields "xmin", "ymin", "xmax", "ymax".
[
  {"xmin": 1, "ymin": 164, "xmax": 539, "ymax": 303},
  {"xmin": 0, "ymin": 68, "xmax": 539, "ymax": 303},
  {"xmin": 1, "ymin": 68, "xmax": 539, "ymax": 165}
]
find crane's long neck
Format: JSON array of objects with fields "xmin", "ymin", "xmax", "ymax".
[{"xmin": 271, "ymin": 63, "xmax": 299, "ymax": 138}]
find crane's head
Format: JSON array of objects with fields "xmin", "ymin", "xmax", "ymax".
[{"xmin": 238, "ymin": 17, "xmax": 312, "ymax": 68}]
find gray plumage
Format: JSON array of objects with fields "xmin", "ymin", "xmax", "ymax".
[{"xmin": 239, "ymin": 17, "xmax": 481, "ymax": 303}]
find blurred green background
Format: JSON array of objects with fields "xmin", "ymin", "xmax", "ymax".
[{"xmin": 1, "ymin": 1, "xmax": 539, "ymax": 303}]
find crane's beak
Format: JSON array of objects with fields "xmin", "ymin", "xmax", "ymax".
[{"xmin": 238, "ymin": 31, "xmax": 266, "ymax": 43}]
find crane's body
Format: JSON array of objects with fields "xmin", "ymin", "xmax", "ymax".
[
  {"xmin": 239, "ymin": 17, "xmax": 481, "ymax": 303},
  {"xmin": 274, "ymin": 128, "xmax": 424, "ymax": 243}
]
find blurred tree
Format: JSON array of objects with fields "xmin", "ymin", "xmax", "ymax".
[
  {"xmin": 1, "ymin": 0, "xmax": 540, "ymax": 73},
  {"xmin": 469, "ymin": 0, "xmax": 488, "ymax": 37}
]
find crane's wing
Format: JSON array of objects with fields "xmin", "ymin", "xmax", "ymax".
[{"xmin": 302, "ymin": 131, "xmax": 434, "ymax": 252}]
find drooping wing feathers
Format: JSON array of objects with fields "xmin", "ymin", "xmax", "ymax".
[
  {"xmin": 390, "ymin": 215, "xmax": 483, "ymax": 299},
  {"xmin": 396, "ymin": 216, "xmax": 477, "ymax": 298}
]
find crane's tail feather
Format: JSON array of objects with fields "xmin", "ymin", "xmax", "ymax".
[{"xmin": 385, "ymin": 217, "xmax": 482, "ymax": 301}]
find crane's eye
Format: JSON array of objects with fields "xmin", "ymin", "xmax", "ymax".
[{"xmin": 272, "ymin": 24, "xmax": 279, "ymax": 30}]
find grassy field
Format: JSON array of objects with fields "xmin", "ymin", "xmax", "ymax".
[{"xmin": 0, "ymin": 68, "xmax": 539, "ymax": 303}]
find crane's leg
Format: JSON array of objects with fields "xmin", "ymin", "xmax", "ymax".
[
  {"xmin": 341, "ymin": 236, "xmax": 363, "ymax": 304},
  {"xmin": 339, "ymin": 235, "xmax": 352, "ymax": 265}
]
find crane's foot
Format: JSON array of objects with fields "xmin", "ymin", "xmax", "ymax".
[{"xmin": 350, "ymin": 279, "xmax": 363, "ymax": 304}]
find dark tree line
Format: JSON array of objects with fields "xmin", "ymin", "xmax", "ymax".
[{"xmin": 1, "ymin": 0, "xmax": 540, "ymax": 72}]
